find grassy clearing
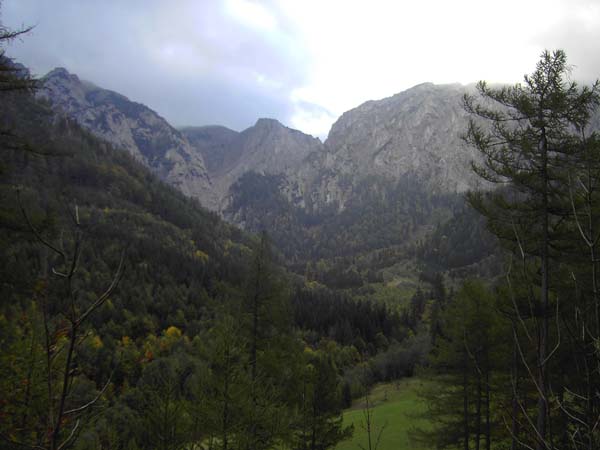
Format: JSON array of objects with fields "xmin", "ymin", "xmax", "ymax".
[{"xmin": 335, "ymin": 377, "xmax": 431, "ymax": 450}]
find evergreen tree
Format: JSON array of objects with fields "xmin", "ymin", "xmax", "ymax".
[
  {"xmin": 0, "ymin": 6, "xmax": 38, "ymax": 162},
  {"xmin": 189, "ymin": 313, "xmax": 249, "ymax": 450},
  {"xmin": 415, "ymin": 280, "xmax": 511, "ymax": 449},
  {"xmin": 0, "ymin": 13, "xmax": 36, "ymax": 93},
  {"xmin": 130, "ymin": 354, "xmax": 194, "ymax": 450},
  {"xmin": 464, "ymin": 49, "xmax": 600, "ymax": 450},
  {"xmin": 555, "ymin": 131, "xmax": 600, "ymax": 448},
  {"xmin": 292, "ymin": 349, "xmax": 353, "ymax": 450},
  {"xmin": 239, "ymin": 232, "xmax": 297, "ymax": 450}
]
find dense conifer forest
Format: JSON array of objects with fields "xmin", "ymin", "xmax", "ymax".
[{"xmin": 2, "ymin": 10, "xmax": 600, "ymax": 450}]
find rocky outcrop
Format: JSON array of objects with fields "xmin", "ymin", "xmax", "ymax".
[
  {"xmin": 265, "ymin": 83, "xmax": 482, "ymax": 214},
  {"xmin": 184, "ymin": 83, "xmax": 486, "ymax": 217},
  {"xmin": 183, "ymin": 118, "xmax": 323, "ymax": 205},
  {"xmin": 39, "ymin": 68, "xmax": 218, "ymax": 209},
  {"xmin": 180, "ymin": 125, "xmax": 240, "ymax": 175},
  {"xmin": 327, "ymin": 83, "xmax": 476, "ymax": 187}
]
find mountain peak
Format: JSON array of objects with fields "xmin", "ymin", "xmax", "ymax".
[
  {"xmin": 45, "ymin": 67, "xmax": 76, "ymax": 81},
  {"xmin": 322, "ymin": 82, "xmax": 484, "ymax": 194},
  {"xmin": 46, "ymin": 66, "xmax": 69, "ymax": 75},
  {"xmin": 38, "ymin": 67, "xmax": 217, "ymax": 209},
  {"xmin": 254, "ymin": 118, "xmax": 283, "ymax": 129},
  {"xmin": 409, "ymin": 81, "xmax": 435, "ymax": 90}
]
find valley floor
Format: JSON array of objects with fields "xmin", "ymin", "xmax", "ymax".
[{"xmin": 335, "ymin": 377, "xmax": 431, "ymax": 450}]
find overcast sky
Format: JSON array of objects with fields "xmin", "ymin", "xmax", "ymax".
[{"xmin": 3, "ymin": 0, "xmax": 600, "ymax": 139}]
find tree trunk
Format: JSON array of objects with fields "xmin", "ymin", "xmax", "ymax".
[
  {"xmin": 475, "ymin": 371, "xmax": 482, "ymax": 450},
  {"xmin": 464, "ymin": 351, "xmax": 470, "ymax": 450},
  {"xmin": 222, "ymin": 345, "xmax": 230, "ymax": 450},
  {"xmin": 511, "ymin": 336, "xmax": 519, "ymax": 450},
  {"xmin": 537, "ymin": 127, "xmax": 549, "ymax": 450},
  {"xmin": 485, "ymin": 356, "xmax": 491, "ymax": 450}
]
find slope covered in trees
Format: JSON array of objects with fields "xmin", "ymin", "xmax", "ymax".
[
  {"xmin": 0, "ymin": 60, "xmax": 410, "ymax": 449},
  {"xmin": 5, "ymin": 7, "xmax": 600, "ymax": 448}
]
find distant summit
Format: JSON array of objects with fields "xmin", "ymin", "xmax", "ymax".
[
  {"xmin": 40, "ymin": 67, "xmax": 218, "ymax": 209},
  {"xmin": 182, "ymin": 115, "xmax": 322, "ymax": 204},
  {"xmin": 45, "ymin": 67, "xmax": 71, "ymax": 78}
]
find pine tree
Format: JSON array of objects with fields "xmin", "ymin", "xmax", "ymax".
[
  {"xmin": 240, "ymin": 231, "xmax": 296, "ymax": 450},
  {"xmin": 0, "ymin": 15, "xmax": 36, "ymax": 93},
  {"xmin": 557, "ymin": 131, "xmax": 600, "ymax": 448},
  {"xmin": 292, "ymin": 349, "xmax": 353, "ymax": 450},
  {"xmin": 464, "ymin": 49, "xmax": 600, "ymax": 449},
  {"xmin": 415, "ymin": 280, "xmax": 510, "ymax": 449},
  {"xmin": 189, "ymin": 313, "xmax": 250, "ymax": 450}
]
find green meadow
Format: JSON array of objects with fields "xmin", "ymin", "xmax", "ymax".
[{"xmin": 335, "ymin": 378, "xmax": 431, "ymax": 450}]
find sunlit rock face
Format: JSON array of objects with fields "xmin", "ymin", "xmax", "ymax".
[
  {"xmin": 280, "ymin": 83, "xmax": 484, "ymax": 213},
  {"xmin": 39, "ymin": 68, "xmax": 218, "ymax": 210},
  {"xmin": 326, "ymin": 83, "xmax": 476, "ymax": 189}
]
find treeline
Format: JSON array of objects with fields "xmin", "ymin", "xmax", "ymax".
[
  {"xmin": 292, "ymin": 284, "xmax": 407, "ymax": 349},
  {"xmin": 226, "ymin": 171, "xmax": 466, "ymax": 269},
  {"xmin": 414, "ymin": 201, "xmax": 499, "ymax": 277}
]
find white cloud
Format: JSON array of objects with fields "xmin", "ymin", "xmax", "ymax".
[
  {"xmin": 289, "ymin": 102, "xmax": 337, "ymax": 140},
  {"xmin": 273, "ymin": 0, "xmax": 600, "ymax": 136},
  {"xmin": 225, "ymin": 0, "xmax": 279, "ymax": 32}
]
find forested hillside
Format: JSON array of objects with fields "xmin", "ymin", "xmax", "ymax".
[
  {"xmin": 0, "ymin": 59, "xmax": 409, "ymax": 449},
  {"xmin": 3, "ymin": 7, "xmax": 600, "ymax": 449}
]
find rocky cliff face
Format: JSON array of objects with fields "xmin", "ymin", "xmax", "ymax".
[
  {"xmin": 180, "ymin": 125, "xmax": 240, "ymax": 175},
  {"xmin": 39, "ymin": 68, "xmax": 218, "ymax": 209},
  {"xmin": 218, "ymin": 83, "xmax": 488, "ymax": 265},
  {"xmin": 182, "ymin": 118, "xmax": 323, "ymax": 204},
  {"xmin": 280, "ymin": 83, "xmax": 482, "ymax": 213},
  {"xmin": 325, "ymin": 83, "xmax": 477, "ymax": 189},
  {"xmin": 184, "ymin": 82, "xmax": 484, "ymax": 217}
]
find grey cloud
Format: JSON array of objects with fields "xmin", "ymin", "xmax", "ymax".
[
  {"xmin": 531, "ymin": 4, "xmax": 600, "ymax": 84},
  {"xmin": 122, "ymin": 71, "xmax": 303, "ymax": 131},
  {"xmin": 2, "ymin": 0, "xmax": 312, "ymax": 131}
]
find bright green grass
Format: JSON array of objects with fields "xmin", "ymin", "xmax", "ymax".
[{"xmin": 335, "ymin": 378, "xmax": 431, "ymax": 450}]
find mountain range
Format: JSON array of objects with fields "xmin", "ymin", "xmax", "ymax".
[
  {"xmin": 40, "ymin": 68, "xmax": 481, "ymax": 211},
  {"xmin": 38, "ymin": 67, "xmax": 496, "ymax": 277}
]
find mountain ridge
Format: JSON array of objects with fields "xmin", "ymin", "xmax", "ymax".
[
  {"xmin": 39, "ymin": 67, "xmax": 219, "ymax": 209},
  {"xmin": 182, "ymin": 116, "xmax": 323, "ymax": 205},
  {"xmin": 39, "ymin": 67, "xmax": 486, "ymax": 228}
]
